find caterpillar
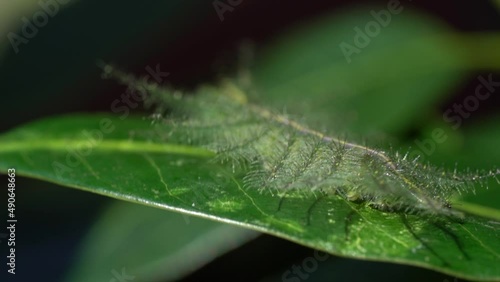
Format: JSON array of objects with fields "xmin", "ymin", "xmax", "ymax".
[{"xmin": 104, "ymin": 65, "xmax": 500, "ymax": 220}]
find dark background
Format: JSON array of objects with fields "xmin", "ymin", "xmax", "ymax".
[{"xmin": 0, "ymin": 1, "xmax": 498, "ymax": 281}]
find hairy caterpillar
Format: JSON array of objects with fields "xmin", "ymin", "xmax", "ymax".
[{"xmin": 104, "ymin": 66, "xmax": 499, "ymax": 219}]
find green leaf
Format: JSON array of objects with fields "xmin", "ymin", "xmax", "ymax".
[
  {"xmin": 1, "ymin": 113, "xmax": 499, "ymax": 281},
  {"xmin": 250, "ymin": 8, "xmax": 466, "ymax": 135},
  {"xmin": 66, "ymin": 200, "xmax": 259, "ymax": 282}
]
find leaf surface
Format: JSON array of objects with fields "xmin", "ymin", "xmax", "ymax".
[{"xmin": 1, "ymin": 114, "xmax": 499, "ymax": 281}]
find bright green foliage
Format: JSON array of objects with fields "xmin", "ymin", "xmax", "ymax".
[{"xmin": 0, "ymin": 101, "xmax": 499, "ymax": 281}]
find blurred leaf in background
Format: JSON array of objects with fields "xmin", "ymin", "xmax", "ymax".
[
  {"xmin": 66, "ymin": 202, "xmax": 259, "ymax": 282},
  {"xmin": 250, "ymin": 8, "xmax": 466, "ymax": 137},
  {"xmin": 0, "ymin": 0, "xmax": 43, "ymax": 59}
]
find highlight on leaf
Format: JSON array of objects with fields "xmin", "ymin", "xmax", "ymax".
[{"xmin": 102, "ymin": 65, "xmax": 500, "ymax": 220}]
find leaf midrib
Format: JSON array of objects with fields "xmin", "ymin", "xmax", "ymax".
[{"xmin": 0, "ymin": 139, "xmax": 214, "ymax": 157}]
